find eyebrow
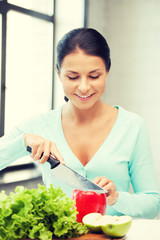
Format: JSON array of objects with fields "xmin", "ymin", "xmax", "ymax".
[
  {"xmin": 89, "ymin": 69, "xmax": 101, "ymax": 73},
  {"xmin": 66, "ymin": 70, "xmax": 78, "ymax": 74},
  {"xmin": 66, "ymin": 69, "xmax": 101, "ymax": 74}
]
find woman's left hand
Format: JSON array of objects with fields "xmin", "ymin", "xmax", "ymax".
[{"xmin": 93, "ymin": 176, "xmax": 119, "ymax": 206}]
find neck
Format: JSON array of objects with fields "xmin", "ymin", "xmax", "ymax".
[{"xmin": 63, "ymin": 100, "xmax": 106, "ymax": 124}]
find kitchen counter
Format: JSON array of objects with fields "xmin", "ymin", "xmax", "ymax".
[
  {"xmin": 125, "ymin": 219, "xmax": 160, "ymax": 240},
  {"xmin": 23, "ymin": 219, "xmax": 160, "ymax": 240},
  {"xmin": 23, "ymin": 234, "xmax": 124, "ymax": 240},
  {"xmin": 54, "ymin": 233, "xmax": 124, "ymax": 239},
  {"xmin": 61, "ymin": 219, "xmax": 160, "ymax": 239},
  {"xmin": 65, "ymin": 219, "xmax": 160, "ymax": 240}
]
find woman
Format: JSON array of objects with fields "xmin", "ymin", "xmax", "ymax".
[{"xmin": 0, "ymin": 28, "xmax": 160, "ymax": 218}]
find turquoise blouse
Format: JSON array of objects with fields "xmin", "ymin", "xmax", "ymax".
[{"xmin": 0, "ymin": 105, "xmax": 160, "ymax": 218}]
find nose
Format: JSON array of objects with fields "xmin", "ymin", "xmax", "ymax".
[{"xmin": 78, "ymin": 78, "xmax": 90, "ymax": 93}]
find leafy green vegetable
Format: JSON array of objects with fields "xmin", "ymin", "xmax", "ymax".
[{"xmin": 0, "ymin": 184, "xmax": 87, "ymax": 240}]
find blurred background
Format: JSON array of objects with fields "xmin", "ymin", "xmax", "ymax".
[{"xmin": 0, "ymin": 0, "xmax": 160, "ymax": 192}]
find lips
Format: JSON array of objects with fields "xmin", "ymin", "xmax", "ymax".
[{"xmin": 74, "ymin": 93, "xmax": 95, "ymax": 101}]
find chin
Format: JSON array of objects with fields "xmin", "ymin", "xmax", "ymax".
[{"xmin": 73, "ymin": 100, "xmax": 99, "ymax": 110}]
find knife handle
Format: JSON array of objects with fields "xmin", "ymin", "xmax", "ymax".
[{"xmin": 26, "ymin": 146, "xmax": 60, "ymax": 169}]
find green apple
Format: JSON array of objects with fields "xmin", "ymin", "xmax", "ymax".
[
  {"xmin": 82, "ymin": 213, "xmax": 103, "ymax": 232},
  {"xmin": 82, "ymin": 213, "xmax": 132, "ymax": 237},
  {"xmin": 101, "ymin": 215, "xmax": 132, "ymax": 237}
]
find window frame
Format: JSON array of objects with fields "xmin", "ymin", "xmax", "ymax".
[{"xmin": 0, "ymin": 0, "xmax": 55, "ymax": 137}]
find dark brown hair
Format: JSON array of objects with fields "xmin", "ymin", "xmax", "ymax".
[{"xmin": 56, "ymin": 28, "xmax": 111, "ymax": 72}]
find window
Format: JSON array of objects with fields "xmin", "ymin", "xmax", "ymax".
[
  {"xmin": 5, "ymin": 11, "xmax": 53, "ymax": 132},
  {"xmin": 0, "ymin": 0, "xmax": 55, "ymax": 183},
  {"xmin": 0, "ymin": 0, "xmax": 54, "ymax": 136},
  {"xmin": 8, "ymin": 0, "xmax": 53, "ymax": 15}
]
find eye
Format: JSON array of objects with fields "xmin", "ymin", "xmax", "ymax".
[
  {"xmin": 67, "ymin": 76, "xmax": 79, "ymax": 80},
  {"xmin": 89, "ymin": 75, "xmax": 100, "ymax": 79}
]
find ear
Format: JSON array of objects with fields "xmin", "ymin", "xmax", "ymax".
[{"xmin": 55, "ymin": 64, "xmax": 61, "ymax": 79}]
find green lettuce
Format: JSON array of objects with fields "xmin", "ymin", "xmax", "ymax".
[{"xmin": 0, "ymin": 184, "xmax": 87, "ymax": 239}]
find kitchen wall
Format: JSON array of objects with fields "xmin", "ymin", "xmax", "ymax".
[{"xmin": 87, "ymin": 0, "xmax": 160, "ymax": 185}]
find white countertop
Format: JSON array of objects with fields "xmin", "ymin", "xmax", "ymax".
[{"xmin": 126, "ymin": 219, "xmax": 160, "ymax": 240}]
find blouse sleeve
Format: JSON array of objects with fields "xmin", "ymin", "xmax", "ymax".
[
  {"xmin": 0, "ymin": 127, "xmax": 28, "ymax": 170},
  {"xmin": 112, "ymin": 120, "xmax": 160, "ymax": 218},
  {"xmin": 0, "ymin": 113, "xmax": 44, "ymax": 170}
]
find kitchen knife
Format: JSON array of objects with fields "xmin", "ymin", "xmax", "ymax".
[{"xmin": 26, "ymin": 146, "xmax": 108, "ymax": 194}]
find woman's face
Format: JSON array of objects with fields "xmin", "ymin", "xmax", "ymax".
[{"xmin": 58, "ymin": 49, "xmax": 109, "ymax": 110}]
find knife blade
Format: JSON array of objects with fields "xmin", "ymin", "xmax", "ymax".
[{"xmin": 26, "ymin": 146, "xmax": 108, "ymax": 194}]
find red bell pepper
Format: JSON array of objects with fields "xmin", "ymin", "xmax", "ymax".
[{"xmin": 72, "ymin": 189, "xmax": 107, "ymax": 223}]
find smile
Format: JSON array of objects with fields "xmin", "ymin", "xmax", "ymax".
[
  {"xmin": 78, "ymin": 94, "xmax": 92, "ymax": 98},
  {"xmin": 75, "ymin": 93, "xmax": 94, "ymax": 98},
  {"xmin": 74, "ymin": 93, "xmax": 95, "ymax": 101}
]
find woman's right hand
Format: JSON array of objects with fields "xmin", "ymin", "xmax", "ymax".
[{"xmin": 23, "ymin": 133, "xmax": 65, "ymax": 164}]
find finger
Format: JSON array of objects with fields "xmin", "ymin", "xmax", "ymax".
[
  {"xmin": 30, "ymin": 145, "xmax": 39, "ymax": 159},
  {"xmin": 104, "ymin": 182, "xmax": 116, "ymax": 195},
  {"xmin": 38, "ymin": 140, "xmax": 52, "ymax": 164},
  {"xmin": 107, "ymin": 191, "xmax": 119, "ymax": 206},
  {"xmin": 94, "ymin": 177, "xmax": 110, "ymax": 187},
  {"xmin": 51, "ymin": 143, "xmax": 65, "ymax": 164},
  {"xmin": 93, "ymin": 177, "xmax": 102, "ymax": 184},
  {"xmin": 33, "ymin": 145, "xmax": 44, "ymax": 161}
]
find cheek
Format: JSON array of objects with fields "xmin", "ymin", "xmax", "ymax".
[
  {"xmin": 96, "ymin": 80, "xmax": 106, "ymax": 94},
  {"xmin": 61, "ymin": 79, "xmax": 76, "ymax": 93}
]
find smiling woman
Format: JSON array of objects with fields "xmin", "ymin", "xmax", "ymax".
[
  {"xmin": 0, "ymin": 27, "xmax": 160, "ymax": 219},
  {"xmin": 56, "ymin": 28, "xmax": 111, "ymax": 105}
]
